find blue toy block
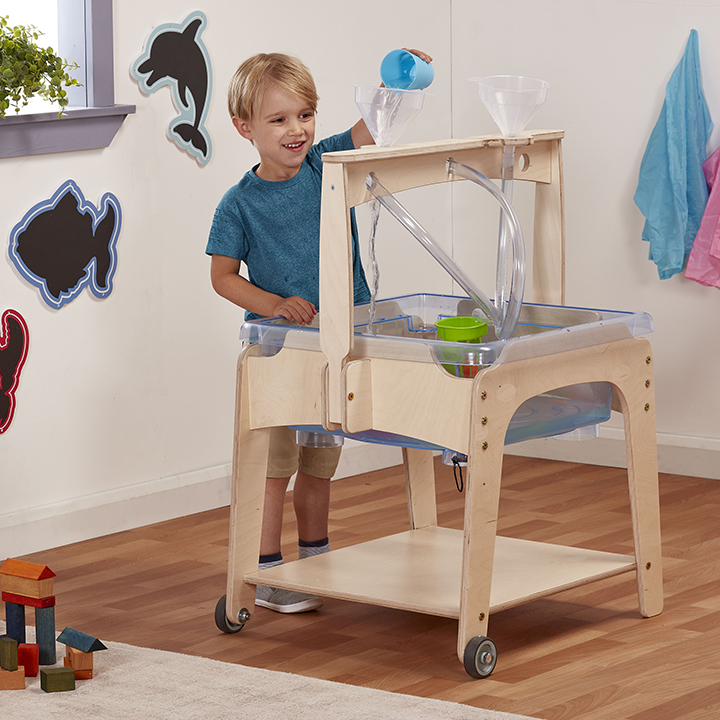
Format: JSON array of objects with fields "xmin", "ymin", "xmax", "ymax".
[
  {"xmin": 56, "ymin": 627, "xmax": 107, "ymax": 653},
  {"xmin": 5, "ymin": 601, "xmax": 26, "ymax": 645},
  {"xmin": 34, "ymin": 605, "xmax": 56, "ymax": 665}
]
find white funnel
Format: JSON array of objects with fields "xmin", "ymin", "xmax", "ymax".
[
  {"xmin": 470, "ymin": 75, "xmax": 549, "ymax": 136},
  {"xmin": 355, "ymin": 85, "xmax": 425, "ymax": 147}
]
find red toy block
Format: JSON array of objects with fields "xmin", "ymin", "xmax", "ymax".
[
  {"xmin": 17, "ymin": 644, "xmax": 39, "ymax": 677},
  {"xmin": 2, "ymin": 592, "xmax": 56, "ymax": 608}
]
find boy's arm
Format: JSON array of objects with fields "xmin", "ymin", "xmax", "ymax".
[
  {"xmin": 351, "ymin": 118, "xmax": 375, "ymax": 149},
  {"xmin": 210, "ymin": 254, "xmax": 317, "ymax": 324}
]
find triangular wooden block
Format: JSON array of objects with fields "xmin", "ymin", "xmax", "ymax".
[
  {"xmin": 57, "ymin": 627, "xmax": 107, "ymax": 653},
  {"xmin": 0, "ymin": 559, "xmax": 55, "ymax": 581}
]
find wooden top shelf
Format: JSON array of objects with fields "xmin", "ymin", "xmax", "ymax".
[{"xmin": 321, "ymin": 130, "xmax": 566, "ymax": 164}]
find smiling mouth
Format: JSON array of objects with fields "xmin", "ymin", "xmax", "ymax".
[{"xmin": 283, "ymin": 141, "xmax": 305, "ymax": 150}]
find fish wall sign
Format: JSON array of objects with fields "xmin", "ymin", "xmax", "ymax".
[
  {"xmin": 8, "ymin": 180, "xmax": 122, "ymax": 310},
  {"xmin": 0, "ymin": 309, "xmax": 29, "ymax": 434},
  {"xmin": 132, "ymin": 11, "xmax": 213, "ymax": 165}
]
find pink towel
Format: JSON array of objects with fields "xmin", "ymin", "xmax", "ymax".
[{"xmin": 685, "ymin": 146, "xmax": 720, "ymax": 288}]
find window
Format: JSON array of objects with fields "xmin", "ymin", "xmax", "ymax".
[
  {"xmin": 0, "ymin": 0, "xmax": 135, "ymax": 158},
  {"xmin": 3, "ymin": 1, "xmax": 59, "ymax": 114}
]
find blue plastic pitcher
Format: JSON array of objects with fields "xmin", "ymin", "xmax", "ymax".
[{"xmin": 380, "ymin": 49, "xmax": 434, "ymax": 91}]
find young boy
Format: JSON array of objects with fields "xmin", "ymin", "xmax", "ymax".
[{"xmin": 206, "ymin": 51, "xmax": 429, "ymax": 614}]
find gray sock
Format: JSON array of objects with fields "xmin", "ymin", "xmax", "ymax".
[
  {"xmin": 258, "ymin": 551, "xmax": 283, "ymax": 571},
  {"xmin": 298, "ymin": 537, "xmax": 329, "ymax": 559}
]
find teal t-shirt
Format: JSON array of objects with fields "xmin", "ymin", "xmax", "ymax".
[{"xmin": 206, "ymin": 129, "xmax": 370, "ymax": 319}]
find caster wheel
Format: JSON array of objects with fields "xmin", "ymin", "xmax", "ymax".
[
  {"xmin": 463, "ymin": 636, "xmax": 497, "ymax": 678},
  {"xmin": 214, "ymin": 595, "xmax": 246, "ymax": 634}
]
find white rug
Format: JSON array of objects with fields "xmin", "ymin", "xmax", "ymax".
[{"xmin": 0, "ymin": 623, "xmax": 538, "ymax": 720}]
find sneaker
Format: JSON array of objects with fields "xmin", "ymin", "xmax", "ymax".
[{"xmin": 255, "ymin": 585, "xmax": 323, "ymax": 613}]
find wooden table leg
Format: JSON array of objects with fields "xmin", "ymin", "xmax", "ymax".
[
  {"xmin": 457, "ymin": 380, "xmax": 507, "ymax": 661},
  {"xmin": 403, "ymin": 447, "xmax": 438, "ymax": 530},
  {"xmin": 226, "ymin": 348, "xmax": 271, "ymax": 626},
  {"xmin": 613, "ymin": 338, "xmax": 663, "ymax": 617}
]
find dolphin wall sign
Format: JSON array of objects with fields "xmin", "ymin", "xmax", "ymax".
[
  {"xmin": 131, "ymin": 11, "xmax": 213, "ymax": 165},
  {"xmin": 8, "ymin": 180, "xmax": 122, "ymax": 310}
]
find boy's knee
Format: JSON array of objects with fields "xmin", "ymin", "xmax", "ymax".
[
  {"xmin": 267, "ymin": 426, "xmax": 341, "ymax": 480},
  {"xmin": 298, "ymin": 446, "xmax": 342, "ymax": 480}
]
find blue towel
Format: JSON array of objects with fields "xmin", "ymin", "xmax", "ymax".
[{"xmin": 634, "ymin": 29, "xmax": 713, "ymax": 279}]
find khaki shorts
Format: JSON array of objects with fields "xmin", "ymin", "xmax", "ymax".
[{"xmin": 267, "ymin": 426, "xmax": 342, "ymax": 479}]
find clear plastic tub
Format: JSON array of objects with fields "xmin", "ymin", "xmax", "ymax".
[{"xmin": 240, "ymin": 294, "xmax": 654, "ymax": 449}]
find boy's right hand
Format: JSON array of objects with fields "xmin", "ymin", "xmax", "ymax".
[
  {"xmin": 403, "ymin": 48, "xmax": 433, "ymax": 64},
  {"xmin": 272, "ymin": 295, "xmax": 317, "ymax": 325}
]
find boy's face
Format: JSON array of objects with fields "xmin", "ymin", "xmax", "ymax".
[{"xmin": 233, "ymin": 86, "xmax": 316, "ymax": 182}]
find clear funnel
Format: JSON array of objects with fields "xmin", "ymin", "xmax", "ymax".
[
  {"xmin": 355, "ymin": 85, "xmax": 426, "ymax": 147},
  {"xmin": 470, "ymin": 75, "xmax": 549, "ymax": 137}
]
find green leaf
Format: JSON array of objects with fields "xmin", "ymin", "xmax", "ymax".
[{"xmin": 0, "ymin": 17, "xmax": 83, "ymax": 118}]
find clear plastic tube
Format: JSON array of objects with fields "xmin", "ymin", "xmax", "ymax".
[
  {"xmin": 446, "ymin": 159, "xmax": 525, "ymax": 339},
  {"xmin": 365, "ymin": 162, "xmax": 526, "ymax": 339},
  {"xmin": 496, "ymin": 145, "xmax": 515, "ymax": 315},
  {"xmin": 365, "ymin": 173, "xmax": 500, "ymax": 326}
]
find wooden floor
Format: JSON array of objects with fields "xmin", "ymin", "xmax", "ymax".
[{"xmin": 18, "ymin": 455, "xmax": 720, "ymax": 720}]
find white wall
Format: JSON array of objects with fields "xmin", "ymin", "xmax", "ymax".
[
  {"xmin": 450, "ymin": 0, "xmax": 720, "ymax": 475},
  {"xmin": 1, "ymin": 0, "xmax": 718, "ymax": 557},
  {"xmin": 0, "ymin": 0, "xmax": 451, "ymax": 556}
]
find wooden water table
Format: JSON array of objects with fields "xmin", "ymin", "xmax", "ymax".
[{"xmin": 215, "ymin": 130, "xmax": 663, "ymax": 678}]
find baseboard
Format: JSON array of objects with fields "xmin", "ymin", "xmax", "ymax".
[
  {"xmin": 506, "ymin": 425, "xmax": 720, "ymax": 481},
  {"xmin": 0, "ymin": 440, "xmax": 403, "ymax": 558},
  {"xmin": 2, "ymin": 431, "xmax": 716, "ymax": 558}
]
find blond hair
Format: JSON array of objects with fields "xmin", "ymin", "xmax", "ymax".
[{"xmin": 227, "ymin": 53, "xmax": 319, "ymax": 121}]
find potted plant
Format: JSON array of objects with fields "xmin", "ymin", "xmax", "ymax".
[{"xmin": 0, "ymin": 15, "xmax": 80, "ymax": 118}]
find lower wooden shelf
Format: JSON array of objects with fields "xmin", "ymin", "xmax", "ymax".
[{"xmin": 244, "ymin": 526, "xmax": 636, "ymax": 619}]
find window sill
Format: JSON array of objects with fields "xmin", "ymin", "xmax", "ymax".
[{"xmin": 0, "ymin": 104, "xmax": 136, "ymax": 159}]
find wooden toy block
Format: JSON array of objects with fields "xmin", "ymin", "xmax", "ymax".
[
  {"xmin": 0, "ymin": 635, "xmax": 18, "ymax": 671},
  {"xmin": 18, "ymin": 644, "xmax": 39, "ymax": 677},
  {"xmin": 57, "ymin": 627, "xmax": 107, "ymax": 653},
  {"xmin": 0, "ymin": 558, "xmax": 55, "ymax": 581},
  {"xmin": 0, "ymin": 576, "xmax": 54, "ymax": 600},
  {"xmin": 2, "ymin": 591, "xmax": 56, "ymax": 608},
  {"xmin": 65, "ymin": 646, "xmax": 93, "ymax": 671},
  {"xmin": 64, "ymin": 656, "xmax": 93, "ymax": 679},
  {"xmin": 0, "ymin": 667, "xmax": 25, "ymax": 690},
  {"xmin": 40, "ymin": 667, "xmax": 75, "ymax": 693},
  {"xmin": 35, "ymin": 605, "xmax": 56, "ymax": 665},
  {"xmin": 0, "ymin": 559, "xmax": 55, "ymax": 600},
  {"xmin": 4, "ymin": 601, "xmax": 26, "ymax": 644}
]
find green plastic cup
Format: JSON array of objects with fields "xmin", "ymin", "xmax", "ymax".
[
  {"xmin": 435, "ymin": 317, "xmax": 489, "ymax": 378},
  {"xmin": 435, "ymin": 316, "xmax": 489, "ymax": 343}
]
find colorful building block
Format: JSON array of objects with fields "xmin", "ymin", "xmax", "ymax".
[
  {"xmin": 35, "ymin": 605, "xmax": 56, "ymax": 665},
  {"xmin": 64, "ymin": 646, "xmax": 93, "ymax": 672},
  {"xmin": 2, "ymin": 559, "xmax": 57, "ymax": 666},
  {"xmin": 17, "ymin": 643, "xmax": 39, "ymax": 677},
  {"xmin": 0, "ymin": 636, "xmax": 18, "ymax": 671},
  {"xmin": 2, "ymin": 591, "xmax": 56, "ymax": 608},
  {"xmin": 5, "ymin": 601, "xmax": 26, "ymax": 644},
  {"xmin": 57, "ymin": 627, "xmax": 107, "ymax": 653},
  {"xmin": 0, "ymin": 559, "xmax": 55, "ymax": 600},
  {"xmin": 63, "ymin": 648, "xmax": 93, "ymax": 680},
  {"xmin": 0, "ymin": 667, "xmax": 25, "ymax": 690},
  {"xmin": 40, "ymin": 667, "xmax": 75, "ymax": 693}
]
